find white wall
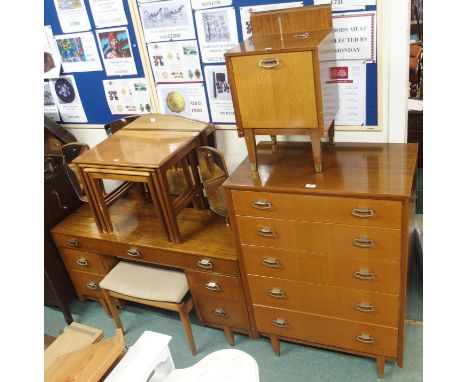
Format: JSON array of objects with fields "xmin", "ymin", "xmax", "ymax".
[{"xmin": 65, "ymin": 0, "xmax": 411, "ymax": 175}]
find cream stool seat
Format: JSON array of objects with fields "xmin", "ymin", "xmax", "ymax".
[
  {"xmin": 104, "ymin": 331, "xmax": 260, "ymax": 382},
  {"xmin": 100, "ymin": 262, "xmax": 197, "ymax": 355}
]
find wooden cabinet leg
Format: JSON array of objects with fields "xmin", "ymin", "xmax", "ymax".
[
  {"xmin": 328, "ymin": 120, "xmax": 335, "ymax": 145},
  {"xmin": 270, "ymin": 135, "xmax": 278, "ymax": 152},
  {"xmin": 223, "ymin": 327, "xmax": 234, "ymax": 346},
  {"xmin": 310, "ymin": 129, "xmax": 322, "ymax": 172},
  {"xmin": 377, "ymin": 355, "xmax": 385, "ymax": 378},
  {"xmin": 244, "ymin": 130, "xmax": 258, "ymax": 171},
  {"xmin": 270, "ymin": 334, "xmax": 280, "ymax": 356}
]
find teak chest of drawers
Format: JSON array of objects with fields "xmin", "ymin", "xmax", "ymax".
[
  {"xmin": 50, "ymin": 192, "xmax": 251, "ymax": 341},
  {"xmin": 223, "ymin": 142, "xmax": 418, "ymax": 377}
]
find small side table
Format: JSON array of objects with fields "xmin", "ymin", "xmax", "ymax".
[{"xmin": 74, "ymin": 129, "xmax": 207, "ymax": 243}]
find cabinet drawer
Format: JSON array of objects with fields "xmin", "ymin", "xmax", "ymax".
[
  {"xmin": 254, "ymin": 305, "xmax": 398, "ymax": 358},
  {"xmin": 231, "ymin": 51, "xmax": 318, "ymax": 129},
  {"xmin": 237, "ymin": 216, "xmax": 401, "ymax": 260},
  {"xmin": 231, "ymin": 191, "xmax": 402, "ymax": 229},
  {"xmin": 69, "ymin": 270, "xmax": 105, "ymax": 299},
  {"xmin": 243, "ymin": 246, "xmax": 400, "ymax": 294},
  {"xmin": 53, "ymin": 233, "xmax": 108, "ymax": 253},
  {"xmin": 248, "ymin": 275, "xmax": 399, "ymax": 327},
  {"xmin": 183, "ymin": 256, "xmax": 238, "ymax": 276},
  {"xmin": 60, "ymin": 248, "xmax": 116, "ymax": 274},
  {"xmin": 195, "ymin": 296, "xmax": 249, "ymax": 330},
  {"xmin": 186, "ymin": 270, "xmax": 242, "ymax": 303}
]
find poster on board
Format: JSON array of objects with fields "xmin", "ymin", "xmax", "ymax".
[
  {"xmin": 55, "ymin": 32, "xmax": 103, "ymax": 72},
  {"xmin": 147, "ymin": 40, "xmax": 203, "ymax": 83},
  {"xmin": 156, "ymin": 83, "xmax": 210, "ymax": 122},
  {"xmin": 88, "ymin": 0, "xmax": 128, "ymax": 28},
  {"xmin": 139, "ymin": 0, "xmax": 196, "ymax": 42},
  {"xmin": 103, "ymin": 78, "xmax": 152, "ymax": 115},
  {"xmin": 53, "ymin": 0, "xmax": 91, "ymax": 33},
  {"xmin": 44, "ymin": 81, "xmax": 61, "ymax": 121},
  {"xmin": 50, "ymin": 75, "xmax": 88, "ymax": 122},
  {"xmin": 327, "ymin": 61, "xmax": 366, "ymax": 126},
  {"xmin": 204, "ymin": 65, "xmax": 235, "ymax": 123},
  {"xmin": 44, "ymin": 26, "xmax": 62, "ymax": 79},
  {"xmin": 96, "ymin": 28, "xmax": 138, "ymax": 75},
  {"xmin": 194, "ymin": 7, "xmax": 238, "ymax": 63}
]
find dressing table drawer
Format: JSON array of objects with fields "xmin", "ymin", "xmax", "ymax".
[
  {"xmin": 186, "ymin": 270, "xmax": 242, "ymax": 303},
  {"xmin": 60, "ymin": 248, "xmax": 117, "ymax": 274},
  {"xmin": 69, "ymin": 270, "xmax": 105, "ymax": 299},
  {"xmin": 196, "ymin": 297, "xmax": 249, "ymax": 330}
]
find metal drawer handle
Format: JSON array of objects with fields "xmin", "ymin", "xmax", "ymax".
[
  {"xmin": 259, "ymin": 58, "xmax": 280, "ymax": 69},
  {"xmin": 262, "ymin": 257, "xmax": 280, "ymax": 268},
  {"xmin": 354, "ymin": 269, "xmax": 375, "ymax": 280},
  {"xmin": 272, "ymin": 318, "xmax": 289, "ymax": 328},
  {"xmin": 86, "ymin": 282, "xmax": 99, "ymax": 290},
  {"xmin": 293, "ymin": 32, "xmax": 310, "ymax": 39},
  {"xmin": 268, "ymin": 288, "xmax": 285, "ymax": 298},
  {"xmin": 52, "ymin": 190, "xmax": 68, "ymax": 210},
  {"xmin": 212, "ymin": 308, "xmax": 227, "ymax": 317},
  {"xmin": 352, "ymin": 237, "xmax": 375, "ymax": 248},
  {"xmin": 126, "ymin": 247, "xmax": 140, "ymax": 257},
  {"xmin": 356, "ymin": 333, "xmax": 375, "ymax": 344},
  {"xmin": 197, "ymin": 259, "xmax": 213, "ymax": 269},
  {"xmin": 76, "ymin": 258, "xmax": 88, "ymax": 266},
  {"xmin": 257, "ymin": 227, "xmax": 276, "ymax": 237},
  {"xmin": 252, "ymin": 199, "xmax": 272, "ymax": 210},
  {"xmin": 205, "ymin": 282, "xmax": 220, "ymax": 291},
  {"xmin": 352, "ymin": 208, "xmax": 374, "ymax": 218},
  {"xmin": 67, "ymin": 239, "xmax": 79, "ymax": 248},
  {"xmin": 355, "ymin": 302, "xmax": 375, "ymax": 313}
]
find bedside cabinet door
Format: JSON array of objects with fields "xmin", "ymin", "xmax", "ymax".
[{"xmin": 231, "ymin": 51, "xmax": 318, "ymax": 129}]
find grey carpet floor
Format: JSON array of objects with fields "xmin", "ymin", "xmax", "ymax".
[{"xmin": 45, "ymin": 261, "xmax": 422, "ymax": 382}]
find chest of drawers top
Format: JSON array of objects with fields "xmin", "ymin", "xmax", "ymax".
[
  {"xmin": 223, "ymin": 142, "xmax": 418, "ymax": 200},
  {"xmin": 51, "ymin": 193, "xmax": 237, "ymax": 261}
]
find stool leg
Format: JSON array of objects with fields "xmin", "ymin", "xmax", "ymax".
[
  {"xmin": 102, "ymin": 289, "xmax": 123, "ymax": 330},
  {"xmin": 178, "ymin": 301, "xmax": 197, "ymax": 355}
]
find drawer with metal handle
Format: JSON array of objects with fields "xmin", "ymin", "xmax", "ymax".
[
  {"xmin": 231, "ymin": 190, "xmax": 402, "ymax": 229},
  {"xmin": 248, "ymin": 275, "xmax": 399, "ymax": 326},
  {"xmin": 59, "ymin": 247, "xmax": 114, "ymax": 274},
  {"xmin": 253, "ymin": 305, "xmax": 398, "ymax": 357},
  {"xmin": 194, "ymin": 296, "xmax": 249, "ymax": 330},
  {"xmin": 185, "ymin": 269, "xmax": 242, "ymax": 302},
  {"xmin": 243, "ymin": 246, "xmax": 400, "ymax": 294},
  {"xmin": 238, "ymin": 216, "xmax": 401, "ymax": 260},
  {"xmin": 69, "ymin": 270, "xmax": 105, "ymax": 299}
]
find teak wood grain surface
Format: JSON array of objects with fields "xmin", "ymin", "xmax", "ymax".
[{"xmin": 223, "ymin": 142, "xmax": 418, "ymax": 377}]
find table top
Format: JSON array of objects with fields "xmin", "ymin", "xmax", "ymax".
[
  {"xmin": 51, "ymin": 192, "xmax": 237, "ymax": 260},
  {"xmin": 122, "ymin": 114, "xmax": 210, "ymax": 132},
  {"xmin": 73, "ymin": 129, "xmax": 200, "ymax": 168},
  {"xmin": 223, "ymin": 142, "xmax": 418, "ymax": 199},
  {"xmin": 225, "ymin": 29, "xmax": 331, "ymax": 56}
]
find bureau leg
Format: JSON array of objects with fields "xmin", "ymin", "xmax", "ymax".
[
  {"xmin": 223, "ymin": 327, "xmax": 235, "ymax": 346},
  {"xmin": 270, "ymin": 135, "xmax": 278, "ymax": 152},
  {"xmin": 310, "ymin": 129, "xmax": 323, "ymax": 173},
  {"xmin": 244, "ymin": 130, "xmax": 258, "ymax": 171},
  {"xmin": 270, "ymin": 334, "xmax": 280, "ymax": 356},
  {"xmin": 328, "ymin": 120, "xmax": 335, "ymax": 145},
  {"xmin": 376, "ymin": 355, "xmax": 385, "ymax": 378}
]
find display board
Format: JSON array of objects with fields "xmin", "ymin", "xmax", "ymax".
[{"xmin": 44, "ymin": 0, "xmax": 379, "ymax": 129}]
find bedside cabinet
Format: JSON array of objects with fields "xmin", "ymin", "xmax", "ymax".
[
  {"xmin": 224, "ymin": 5, "xmax": 338, "ymax": 172},
  {"xmin": 224, "ymin": 142, "xmax": 418, "ymax": 377}
]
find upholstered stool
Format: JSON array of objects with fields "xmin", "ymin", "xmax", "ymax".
[{"xmin": 100, "ymin": 262, "xmax": 197, "ymax": 355}]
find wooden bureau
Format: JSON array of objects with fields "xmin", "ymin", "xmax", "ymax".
[
  {"xmin": 50, "ymin": 191, "xmax": 251, "ymax": 340},
  {"xmin": 225, "ymin": 5, "xmax": 338, "ymax": 172},
  {"xmin": 223, "ymin": 142, "xmax": 418, "ymax": 377}
]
